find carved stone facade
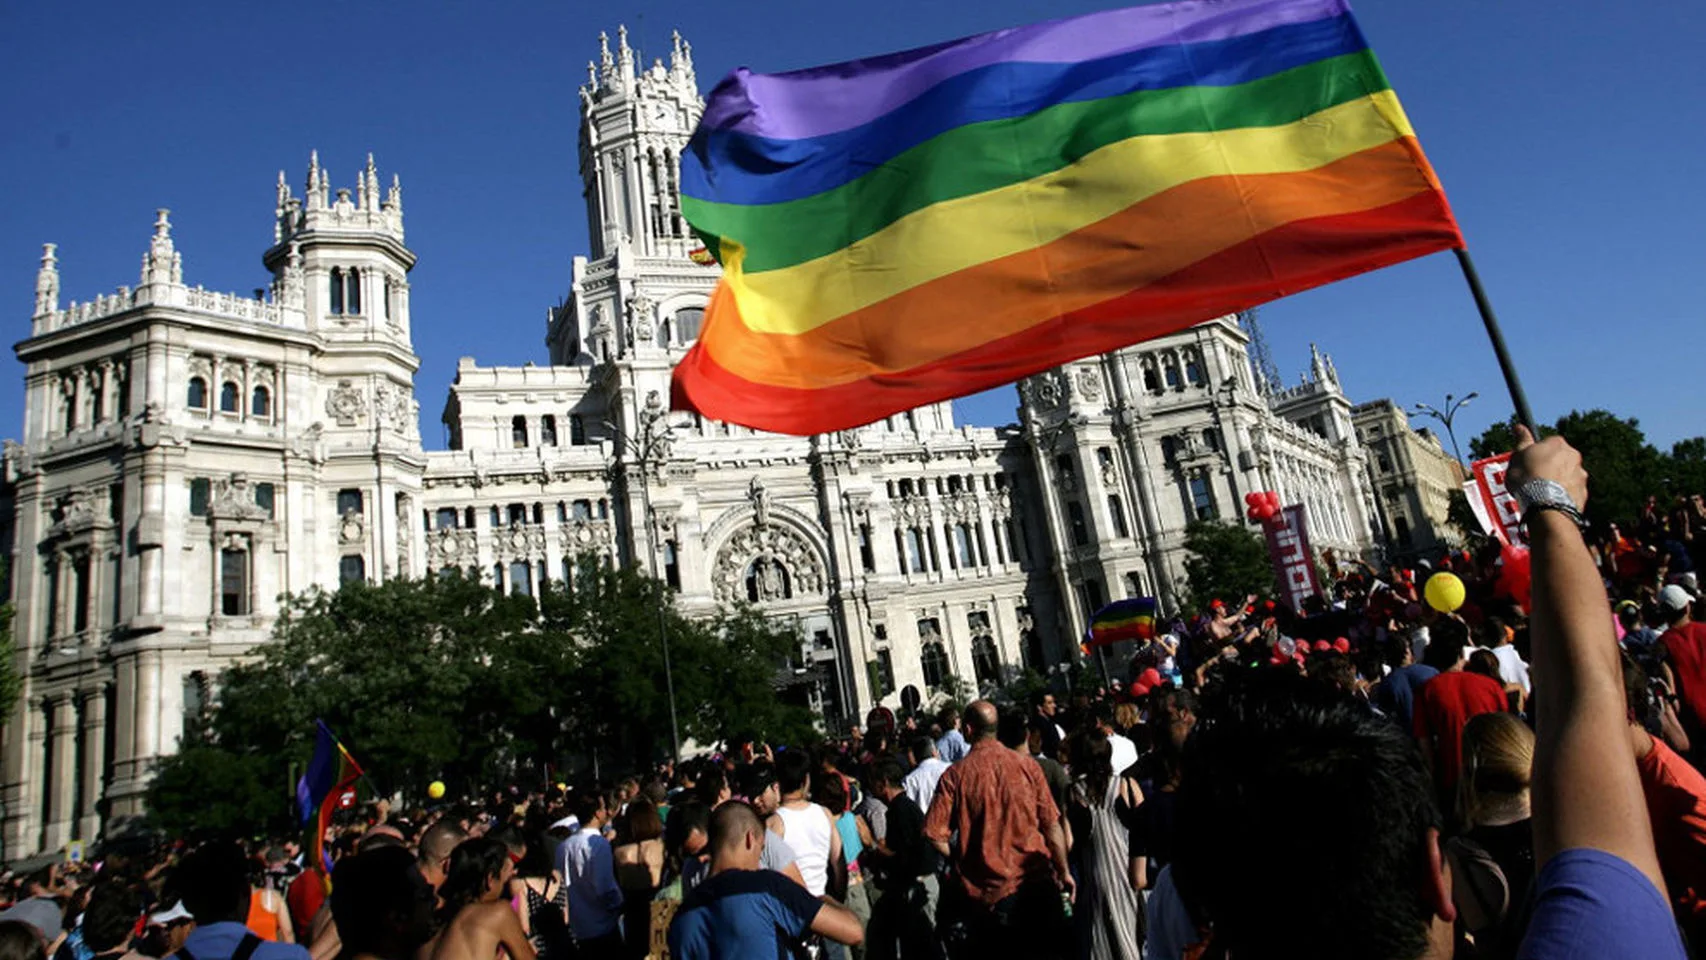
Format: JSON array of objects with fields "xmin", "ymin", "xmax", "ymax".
[{"xmin": 1, "ymin": 27, "xmax": 1427, "ymax": 860}]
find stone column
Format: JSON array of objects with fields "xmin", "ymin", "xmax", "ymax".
[
  {"xmin": 78, "ymin": 687, "xmax": 108, "ymax": 841},
  {"xmin": 132, "ymin": 652, "xmax": 161, "ymax": 776},
  {"xmin": 45, "ymin": 694, "xmax": 77, "ymax": 850}
]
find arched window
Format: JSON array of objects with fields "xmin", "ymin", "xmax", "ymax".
[
  {"xmin": 1163, "ymin": 354, "xmax": 1182, "ymax": 390},
  {"xmin": 953, "ymin": 524, "xmax": 976, "ymax": 568},
  {"xmin": 972, "ymin": 636, "xmax": 1001, "ymax": 689},
  {"xmin": 329, "ymin": 267, "xmax": 345, "ymax": 314},
  {"xmin": 251, "ymin": 385, "xmax": 271, "ymax": 418},
  {"xmin": 1184, "ymin": 349, "xmax": 1205, "ymax": 386},
  {"xmin": 569, "ymin": 415, "xmax": 587, "ymax": 446},
  {"xmin": 673, "ymin": 307, "xmax": 704, "ymax": 342},
  {"xmin": 219, "ymin": 381, "xmax": 239, "ymax": 413},
  {"xmin": 904, "ymin": 528, "xmax": 927, "ymax": 574},
  {"xmin": 346, "ymin": 267, "xmax": 361, "ymax": 314},
  {"xmin": 511, "ymin": 415, "xmax": 528, "ymax": 448},
  {"xmin": 920, "ymin": 641, "xmax": 949, "ymax": 690},
  {"xmin": 1141, "ymin": 358, "xmax": 1162, "ymax": 394},
  {"xmin": 187, "ymin": 376, "xmax": 208, "ymax": 409},
  {"xmin": 540, "ymin": 415, "xmax": 558, "ymax": 446}
]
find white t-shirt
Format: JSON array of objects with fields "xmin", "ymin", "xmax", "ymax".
[
  {"xmin": 1491, "ymin": 644, "xmax": 1531, "ymax": 693},
  {"xmin": 1108, "ymin": 732, "xmax": 1139, "ymax": 776}
]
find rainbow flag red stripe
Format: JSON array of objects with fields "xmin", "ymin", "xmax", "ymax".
[{"xmin": 671, "ymin": 0, "xmax": 1461, "ymax": 434}]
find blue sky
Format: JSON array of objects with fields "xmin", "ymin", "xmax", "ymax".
[{"xmin": 2, "ymin": 0, "xmax": 1701, "ymax": 453}]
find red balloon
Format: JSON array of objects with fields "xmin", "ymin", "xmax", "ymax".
[
  {"xmin": 1140, "ymin": 667, "xmax": 1163, "ymax": 688},
  {"xmin": 1313, "ymin": 640, "xmax": 1332, "ymax": 652},
  {"xmin": 1333, "ymin": 637, "xmax": 1351, "ymax": 654},
  {"xmin": 1130, "ymin": 682, "xmax": 1152, "ymax": 698},
  {"xmin": 1496, "ymin": 544, "xmax": 1533, "ymax": 614}
]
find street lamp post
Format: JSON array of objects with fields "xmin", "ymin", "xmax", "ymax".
[
  {"xmin": 1411, "ymin": 391, "xmax": 1478, "ymax": 465},
  {"xmin": 607, "ymin": 397, "xmax": 682, "ymax": 764}
]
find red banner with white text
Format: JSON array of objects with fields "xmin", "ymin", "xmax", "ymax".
[{"xmin": 1264, "ymin": 503, "xmax": 1322, "ymax": 612}]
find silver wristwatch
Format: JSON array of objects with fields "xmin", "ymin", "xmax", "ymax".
[{"xmin": 1512, "ymin": 478, "xmax": 1588, "ymax": 531}]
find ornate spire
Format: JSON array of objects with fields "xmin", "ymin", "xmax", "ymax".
[
  {"xmin": 587, "ymin": 60, "xmax": 598, "ymax": 88},
  {"xmin": 364, "ymin": 153, "xmax": 380, "ymax": 211},
  {"xmin": 1309, "ymin": 343, "xmax": 1329, "ymax": 384},
  {"xmin": 386, "ymin": 173, "xmax": 402, "ymax": 214},
  {"xmin": 141, "ymin": 209, "xmax": 181, "ymax": 287},
  {"xmin": 306, "ymin": 150, "xmax": 324, "ymax": 211},
  {"xmin": 599, "ymin": 30, "xmax": 613, "ymax": 71},
  {"xmin": 34, "ymin": 243, "xmax": 59, "ymax": 317},
  {"xmin": 617, "ymin": 24, "xmax": 633, "ymax": 76},
  {"xmin": 670, "ymin": 29, "xmax": 692, "ymax": 75}
]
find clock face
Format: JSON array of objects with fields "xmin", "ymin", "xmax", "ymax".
[{"xmin": 650, "ymin": 104, "xmax": 675, "ymax": 130}]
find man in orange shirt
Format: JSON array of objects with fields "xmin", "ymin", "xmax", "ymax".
[
  {"xmin": 924, "ymin": 700, "xmax": 1073, "ymax": 959},
  {"xmin": 1413, "ymin": 618, "xmax": 1508, "ymax": 802}
]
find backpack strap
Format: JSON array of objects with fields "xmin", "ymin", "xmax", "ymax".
[{"xmin": 230, "ymin": 934, "xmax": 264, "ymax": 960}]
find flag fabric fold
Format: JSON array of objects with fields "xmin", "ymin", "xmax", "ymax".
[
  {"xmin": 296, "ymin": 720, "xmax": 363, "ymax": 879},
  {"xmin": 672, "ymin": 0, "xmax": 1463, "ymax": 435},
  {"xmin": 1082, "ymin": 597, "xmax": 1160, "ymax": 654}
]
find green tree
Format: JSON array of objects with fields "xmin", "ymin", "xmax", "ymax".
[
  {"xmin": 1551, "ymin": 410, "xmax": 1665, "ymax": 527},
  {"xmin": 1180, "ymin": 520, "xmax": 1274, "ymax": 614},
  {"xmin": 1665, "ymin": 437, "xmax": 1706, "ymax": 499},
  {"xmin": 145, "ymin": 561, "xmax": 814, "ymax": 836}
]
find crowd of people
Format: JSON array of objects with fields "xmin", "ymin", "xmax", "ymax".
[{"xmin": 3, "ymin": 432, "xmax": 1706, "ymax": 960}]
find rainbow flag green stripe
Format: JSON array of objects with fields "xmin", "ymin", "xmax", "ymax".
[
  {"xmin": 684, "ymin": 50, "xmax": 1393, "ymax": 275},
  {"xmin": 671, "ymin": 0, "xmax": 1463, "ymax": 435}
]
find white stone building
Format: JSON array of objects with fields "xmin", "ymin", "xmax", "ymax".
[{"xmin": 1, "ymin": 27, "xmax": 1410, "ymax": 858}]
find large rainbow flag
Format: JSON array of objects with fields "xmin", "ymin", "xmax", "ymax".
[
  {"xmin": 1083, "ymin": 597, "xmax": 1160, "ymax": 653},
  {"xmin": 672, "ymin": 0, "xmax": 1463, "ymax": 434}
]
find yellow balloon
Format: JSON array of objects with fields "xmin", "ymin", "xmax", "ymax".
[
  {"xmin": 427, "ymin": 781, "xmax": 446, "ymax": 800},
  {"xmin": 1424, "ymin": 572, "xmax": 1466, "ymax": 613}
]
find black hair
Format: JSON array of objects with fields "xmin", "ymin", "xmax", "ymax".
[
  {"xmin": 80, "ymin": 883, "xmax": 140, "ymax": 953},
  {"xmin": 694, "ymin": 767, "xmax": 728, "ymax": 807},
  {"xmin": 1069, "ymin": 730, "xmax": 1114, "ymax": 798},
  {"xmin": 664, "ymin": 802, "xmax": 711, "ymax": 858},
  {"xmin": 0, "ymin": 922, "xmax": 44, "ymax": 960},
  {"xmin": 813, "ymin": 771, "xmax": 850, "ymax": 816},
  {"xmin": 776, "ymin": 749, "xmax": 812, "ymax": 796},
  {"xmin": 571, "ymin": 789, "xmax": 604, "ymax": 826},
  {"xmin": 435, "ymin": 837, "xmax": 508, "ymax": 924},
  {"xmin": 1421, "ymin": 619, "xmax": 1470, "ymax": 670},
  {"xmin": 736, "ymin": 761, "xmax": 775, "ymax": 801},
  {"xmin": 173, "ymin": 841, "xmax": 251, "ymax": 925},
  {"xmin": 1173, "ymin": 670, "xmax": 1439, "ymax": 960},
  {"xmin": 907, "ymin": 735, "xmax": 936, "ymax": 765},
  {"xmin": 996, "ymin": 710, "xmax": 1029, "ymax": 749},
  {"xmin": 873, "ymin": 753, "xmax": 914, "ymax": 791},
  {"xmin": 708, "ymin": 801, "xmax": 764, "ymax": 854},
  {"xmin": 331, "ymin": 846, "xmax": 434, "ymax": 960}
]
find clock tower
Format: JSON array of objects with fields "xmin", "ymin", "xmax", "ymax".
[{"xmin": 577, "ymin": 25, "xmax": 702, "ymax": 263}]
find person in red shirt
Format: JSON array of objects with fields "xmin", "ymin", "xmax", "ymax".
[
  {"xmin": 1413, "ymin": 618, "xmax": 1508, "ymax": 804},
  {"xmin": 1659, "ymin": 586, "xmax": 1706, "ymax": 739},
  {"xmin": 1625, "ymin": 651, "xmax": 1706, "ymax": 944}
]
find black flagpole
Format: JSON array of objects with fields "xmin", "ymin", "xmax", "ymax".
[{"xmin": 1453, "ymin": 247, "xmax": 1538, "ymax": 433}]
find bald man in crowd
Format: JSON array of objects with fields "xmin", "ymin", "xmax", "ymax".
[
  {"xmin": 925, "ymin": 700, "xmax": 1074, "ymax": 959},
  {"xmin": 668, "ymin": 801, "xmax": 863, "ymax": 958}
]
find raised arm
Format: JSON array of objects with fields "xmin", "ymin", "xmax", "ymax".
[{"xmin": 1513, "ymin": 427, "xmax": 1666, "ymax": 894}]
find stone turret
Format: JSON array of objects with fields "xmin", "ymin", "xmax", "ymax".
[{"xmin": 33, "ymin": 243, "xmax": 58, "ymax": 318}]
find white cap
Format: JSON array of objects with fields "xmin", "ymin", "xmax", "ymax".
[
  {"xmin": 149, "ymin": 901, "xmax": 193, "ymax": 925},
  {"xmin": 1661, "ymin": 584, "xmax": 1694, "ymax": 613}
]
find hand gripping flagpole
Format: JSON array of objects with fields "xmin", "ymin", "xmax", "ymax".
[{"xmin": 1453, "ymin": 248, "xmax": 1538, "ymax": 433}]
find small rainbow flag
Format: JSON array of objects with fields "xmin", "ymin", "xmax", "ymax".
[
  {"xmin": 296, "ymin": 720, "xmax": 364, "ymax": 883},
  {"xmin": 1083, "ymin": 597, "xmax": 1159, "ymax": 653},
  {"xmin": 672, "ymin": 0, "xmax": 1461, "ymax": 435}
]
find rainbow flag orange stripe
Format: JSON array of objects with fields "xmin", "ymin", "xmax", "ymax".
[{"xmin": 672, "ymin": 0, "xmax": 1461, "ymax": 434}]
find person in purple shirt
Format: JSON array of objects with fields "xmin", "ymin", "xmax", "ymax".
[{"xmin": 1164, "ymin": 430, "xmax": 1687, "ymax": 960}]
